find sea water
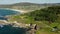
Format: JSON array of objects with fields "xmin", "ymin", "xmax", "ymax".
[{"xmin": 0, "ymin": 9, "xmax": 20, "ymax": 20}]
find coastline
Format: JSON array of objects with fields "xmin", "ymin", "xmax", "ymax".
[{"xmin": 0, "ymin": 8, "xmax": 27, "ymax": 13}]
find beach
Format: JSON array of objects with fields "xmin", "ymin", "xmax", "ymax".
[{"xmin": 0, "ymin": 8, "xmax": 27, "ymax": 13}]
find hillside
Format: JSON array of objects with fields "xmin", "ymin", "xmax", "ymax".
[
  {"xmin": 0, "ymin": 2, "xmax": 60, "ymax": 34},
  {"xmin": 0, "ymin": 2, "xmax": 60, "ymax": 12},
  {"xmin": 8, "ymin": 6, "xmax": 60, "ymax": 34}
]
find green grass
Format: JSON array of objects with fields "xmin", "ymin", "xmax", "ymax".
[{"xmin": 9, "ymin": 15, "xmax": 60, "ymax": 34}]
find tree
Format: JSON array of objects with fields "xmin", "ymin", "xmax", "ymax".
[{"xmin": 28, "ymin": 6, "xmax": 60, "ymax": 23}]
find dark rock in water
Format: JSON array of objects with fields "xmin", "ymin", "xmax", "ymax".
[{"xmin": 0, "ymin": 17, "xmax": 7, "ymax": 20}]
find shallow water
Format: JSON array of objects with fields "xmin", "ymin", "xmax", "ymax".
[
  {"xmin": 0, "ymin": 9, "xmax": 27, "ymax": 34},
  {"xmin": 0, "ymin": 9, "xmax": 20, "ymax": 16},
  {"xmin": 0, "ymin": 9, "xmax": 20, "ymax": 20}
]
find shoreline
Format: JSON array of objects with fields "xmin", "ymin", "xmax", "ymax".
[{"xmin": 0, "ymin": 8, "xmax": 26, "ymax": 13}]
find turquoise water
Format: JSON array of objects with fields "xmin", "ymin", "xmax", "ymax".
[
  {"xmin": 0, "ymin": 9, "xmax": 20, "ymax": 16},
  {"xmin": 0, "ymin": 9, "xmax": 20, "ymax": 20},
  {"xmin": 0, "ymin": 9, "xmax": 27, "ymax": 34}
]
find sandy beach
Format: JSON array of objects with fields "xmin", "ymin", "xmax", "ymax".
[{"xmin": 0, "ymin": 8, "xmax": 27, "ymax": 13}]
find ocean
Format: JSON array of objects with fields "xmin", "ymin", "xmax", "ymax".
[
  {"xmin": 0, "ymin": 9, "xmax": 20, "ymax": 20},
  {"xmin": 0, "ymin": 9, "xmax": 26, "ymax": 34}
]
